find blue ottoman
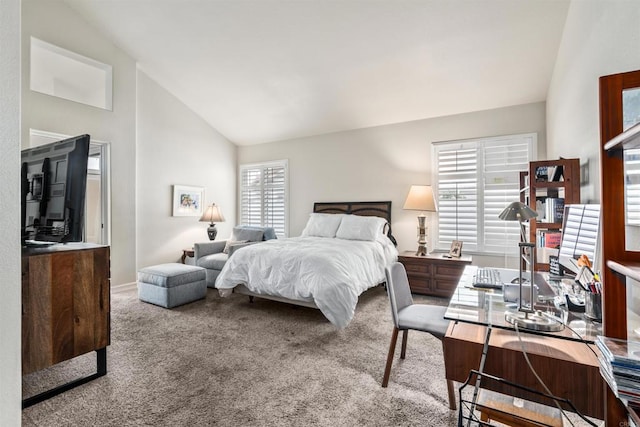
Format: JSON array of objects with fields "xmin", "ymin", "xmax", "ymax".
[{"xmin": 137, "ymin": 263, "xmax": 206, "ymax": 308}]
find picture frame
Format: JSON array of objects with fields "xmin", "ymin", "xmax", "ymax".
[
  {"xmin": 449, "ymin": 240, "xmax": 463, "ymax": 258},
  {"xmin": 172, "ymin": 185, "xmax": 204, "ymax": 217}
]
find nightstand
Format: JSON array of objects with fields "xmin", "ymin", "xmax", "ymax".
[
  {"xmin": 181, "ymin": 248, "xmax": 195, "ymax": 264},
  {"xmin": 397, "ymin": 251, "xmax": 472, "ymax": 297}
]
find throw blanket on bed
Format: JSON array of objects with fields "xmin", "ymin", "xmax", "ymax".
[{"xmin": 215, "ymin": 236, "xmax": 398, "ymax": 328}]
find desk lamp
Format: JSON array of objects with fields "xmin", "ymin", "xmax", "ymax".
[
  {"xmin": 498, "ymin": 201, "xmax": 561, "ymax": 331},
  {"xmin": 199, "ymin": 204, "xmax": 225, "ymax": 240},
  {"xmin": 403, "ymin": 185, "xmax": 437, "ymax": 256}
]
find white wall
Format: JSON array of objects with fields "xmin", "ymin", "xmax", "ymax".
[
  {"xmin": 547, "ymin": 0, "xmax": 640, "ymax": 203},
  {"xmin": 136, "ymin": 71, "xmax": 237, "ymax": 267},
  {"xmin": 239, "ymin": 102, "xmax": 546, "ymax": 267},
  {"xmin": 22, "ymin": 0, "xmax": 137, "ymax": 285},
  {"xmin": 0, "ymin": 0, "xmax": 22, "ymax": 424}
]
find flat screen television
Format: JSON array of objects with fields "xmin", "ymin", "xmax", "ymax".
[{"xmin": 21, "ymin": 134, "xmax": 90, "ymax": 245}]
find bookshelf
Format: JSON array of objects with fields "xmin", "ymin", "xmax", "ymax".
[
  {"xmin": 599, "ymin": 69, "xmax": 640, "ymax": 426},
  {"xmin": 519, "ymin": 158, "xmax": 581, "ymax": 271}
]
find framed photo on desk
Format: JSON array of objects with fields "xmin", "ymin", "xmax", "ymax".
[{"xmin": 449, "ymin": 240, "xmax": 463, "ymax": 258}]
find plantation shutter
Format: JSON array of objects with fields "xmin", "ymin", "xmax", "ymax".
[
  {"xmin": 433, "ymin": 134, "xmax": 535, "ymax": 254},
  {"xmin": 436, "ymin": 143, "xmax": 479, "ymax": 251},
  {"xmin": 240, "ymin": 160, "xmax": 288, "ymax": 237},
  {"xmin": 482, "ymin": 137, "xmax": 532, "ymax": 253}
]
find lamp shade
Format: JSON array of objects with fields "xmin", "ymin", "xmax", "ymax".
[
  {"xmin": 498, "ymin": 201, "xmax": 538, "ymax": 222},
  {"xmin": 403, "ymin": 185, "xmax": 437, "ymax": 212},
  {"xmin": 199, "ymin": 204, "xmax": 225, "ymax": 224}
]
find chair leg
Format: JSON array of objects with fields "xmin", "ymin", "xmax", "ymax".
[
  {"xmin": 401, "ymin": 329, "xmax": 408, "ymax": 359},
  {"xmin": 382, "ymin": 327, "xmax": 399, "ymax": 387}
]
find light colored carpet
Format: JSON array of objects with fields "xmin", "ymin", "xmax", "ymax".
[{"xmin": 22, "ymin": 286, "xmax": 461, "ymax": 426}]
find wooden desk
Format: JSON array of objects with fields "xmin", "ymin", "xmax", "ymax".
[{"xmin": 444, "ymin": 321, "xmax": 604, "ymax": 419}]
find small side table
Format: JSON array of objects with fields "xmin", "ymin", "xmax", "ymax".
[
  {"xmin": 398, "ymin": 251, "xmax": 472, "ymax": 297},
  {"xmin": 181, "ymin": 248, "xmax": 195, "ymax": 264}
]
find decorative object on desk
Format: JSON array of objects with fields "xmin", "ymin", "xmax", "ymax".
[
  {"xmin": 199, "ymin": 203, "xmax": 225, "ymax": 240},
  {"xmin": 548, "ymin": 255, "xmax": 565, "ymax": 277},
  {"xmin": 499, "ymin": 202, "xmax": 562, "ymax": 331},
  {"xmin": 172, "ymin": 185, "xmax": 204, "ymax": 217},
  {"xmin": 575, "ymin": 265, "xmax": 595, "ymax": 291},
  {"xmin": 403, "ymin": 185, "xmax": 437, "ymax": 256},
  {"xmin": 448, "ymin": 240, "xmax": 463, "ymax": 258}
]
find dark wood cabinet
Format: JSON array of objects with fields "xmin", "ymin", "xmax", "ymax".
[
  {"xmin": 398, "ymin": 251, "xmax": 472, "ymax": 297},
  {"xmin": 599, "ymin": 70, "xmax": 640, "ymax": 426},
  {"xmin": 22, "ymin": 243, "xmax": 110, "ymax": 377}
]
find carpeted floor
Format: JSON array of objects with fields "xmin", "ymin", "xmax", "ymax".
[{"xmin": 22, "ymin": 286, "xmax": 461, "ymax": 426}]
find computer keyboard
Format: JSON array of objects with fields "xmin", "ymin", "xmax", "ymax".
[{"xmin": 472, "ymin": 268, "xmax": 503, "ymax": 289}]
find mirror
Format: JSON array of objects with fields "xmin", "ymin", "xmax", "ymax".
[{"xmin": 623, "ymin": 88, "xmax": 640, "ymax": 251}]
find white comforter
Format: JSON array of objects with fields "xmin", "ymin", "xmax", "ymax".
[{"xmin": 215, "ymin": 236, "xmax": 398, "ymax": 328}]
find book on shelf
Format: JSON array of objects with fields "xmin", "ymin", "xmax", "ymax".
[
  {"xmin": 547, "ymin": 165, "xmax": 564, "ymax": 182},
  {"xmin": 545, "ymin": 198, "xmax": 565, "ymax": 223},
  {"xmin": 537, "ymin": 230, "xmax": 562, "ymax": 248},
  {"xmin": 535, "ymin": 166, "xmax": 548, "ymax": 182}
]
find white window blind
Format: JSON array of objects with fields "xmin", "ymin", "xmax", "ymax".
[
  {"xmin": 433, "ymin": 134, "xmax": 535, "ymax": 254},
  {"xmin": 239, "ymin": 160, "xmax": 288, "ymax": 237}
]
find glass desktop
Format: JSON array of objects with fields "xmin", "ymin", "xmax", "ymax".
[{"xmin": 444, "ymin": 266, "xmax": 602, "ymax": 343}]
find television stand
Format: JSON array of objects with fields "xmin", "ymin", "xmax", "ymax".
[{"xmin": 22, "ymin": 243, "xmax": 110, "ymax": 407}]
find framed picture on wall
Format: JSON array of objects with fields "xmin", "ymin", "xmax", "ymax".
[
  {"xmin": 449, "ymin": 240, "xmax": 463, "ymax": 258},
  {"xmin": 172, "ymin": 185, "xmax": 204, "ymax": 217}
]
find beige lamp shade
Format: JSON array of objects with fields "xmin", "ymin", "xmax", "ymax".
[
  {"xmin": 403, "ymin": 185, "xmax": 437, "ymax": 212},
  {"xmin": 199, "ymin": 204, "xmax": 225, "ymax": 224}
]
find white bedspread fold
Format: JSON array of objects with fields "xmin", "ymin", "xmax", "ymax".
[{"xmin": 215, "ymin": 236, "xmax": 398, "ymax": 328}]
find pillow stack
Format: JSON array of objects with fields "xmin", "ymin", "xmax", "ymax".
[{"xmin": 301, "ymin": 213, "xmax": 387, "ymax": 242}]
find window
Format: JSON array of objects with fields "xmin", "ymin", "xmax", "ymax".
[
  {"xmin": 30, "ymin": 37, "xmax": 113, "ymax": 110},
  {"xmin": 239, "ymin": 160, "xmax": 288, "ymax": 237},
  {"xmin": 432, "ymin": 134, "xmax": 536, "ymax": 255}
]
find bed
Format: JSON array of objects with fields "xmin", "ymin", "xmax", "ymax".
[{"xmin": 215, "ymin": 201, "xmax": 398, "ymax": 328}]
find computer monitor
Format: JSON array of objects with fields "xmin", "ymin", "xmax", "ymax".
[
  {"xmin": 558, "ymin": 204, "xmax": 601, "ymax": 275},
  {"xmin": 21, "ymin": 134, "xmax": 90, "ymax": 245}
]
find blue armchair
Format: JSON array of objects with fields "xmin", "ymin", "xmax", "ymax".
[{"xmin": 194, "ymin": 225, "xmax": 277, "ymax": 287}]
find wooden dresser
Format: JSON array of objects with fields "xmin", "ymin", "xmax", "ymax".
[
  {"xmin": 397, "ymin": 251, "xmax": 472, "ymax": 297},
  {"xmin": 22, "ymin": 243, "xmax": 110, "ymax": 407}
]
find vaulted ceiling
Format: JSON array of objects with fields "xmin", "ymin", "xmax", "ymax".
[{"xmin": 64, "ymin": 0, "xmax": 570, "ymax": 145}]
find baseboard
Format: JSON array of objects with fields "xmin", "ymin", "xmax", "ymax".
[{"xmin": 111, "ymin": 281, "xmax": 137, "ymax": 294}]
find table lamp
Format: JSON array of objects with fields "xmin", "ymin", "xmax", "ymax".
[
  {"xmin": 403, "ymin": 185, "xmax": 437, "ymax": 256},
  {"xmin": 498, "ymin": 201, "xmax": 562, "ymax": 331},
  {"xmin": 199, "ymin": 204, "xmax": 225, "ymax": 240}
]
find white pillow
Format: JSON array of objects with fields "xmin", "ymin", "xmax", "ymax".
[
  {"xmin": 335, "ymin": 214, "xmax": 387, "ymax": 241},
  {"xmin": 301, "ymin": 213, "xmax": 344, "ymax": 238}
]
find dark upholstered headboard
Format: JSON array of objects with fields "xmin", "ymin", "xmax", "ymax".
[{"xmin": 313, "ymin": 201, "xmax": 397, "ymax": 246}]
